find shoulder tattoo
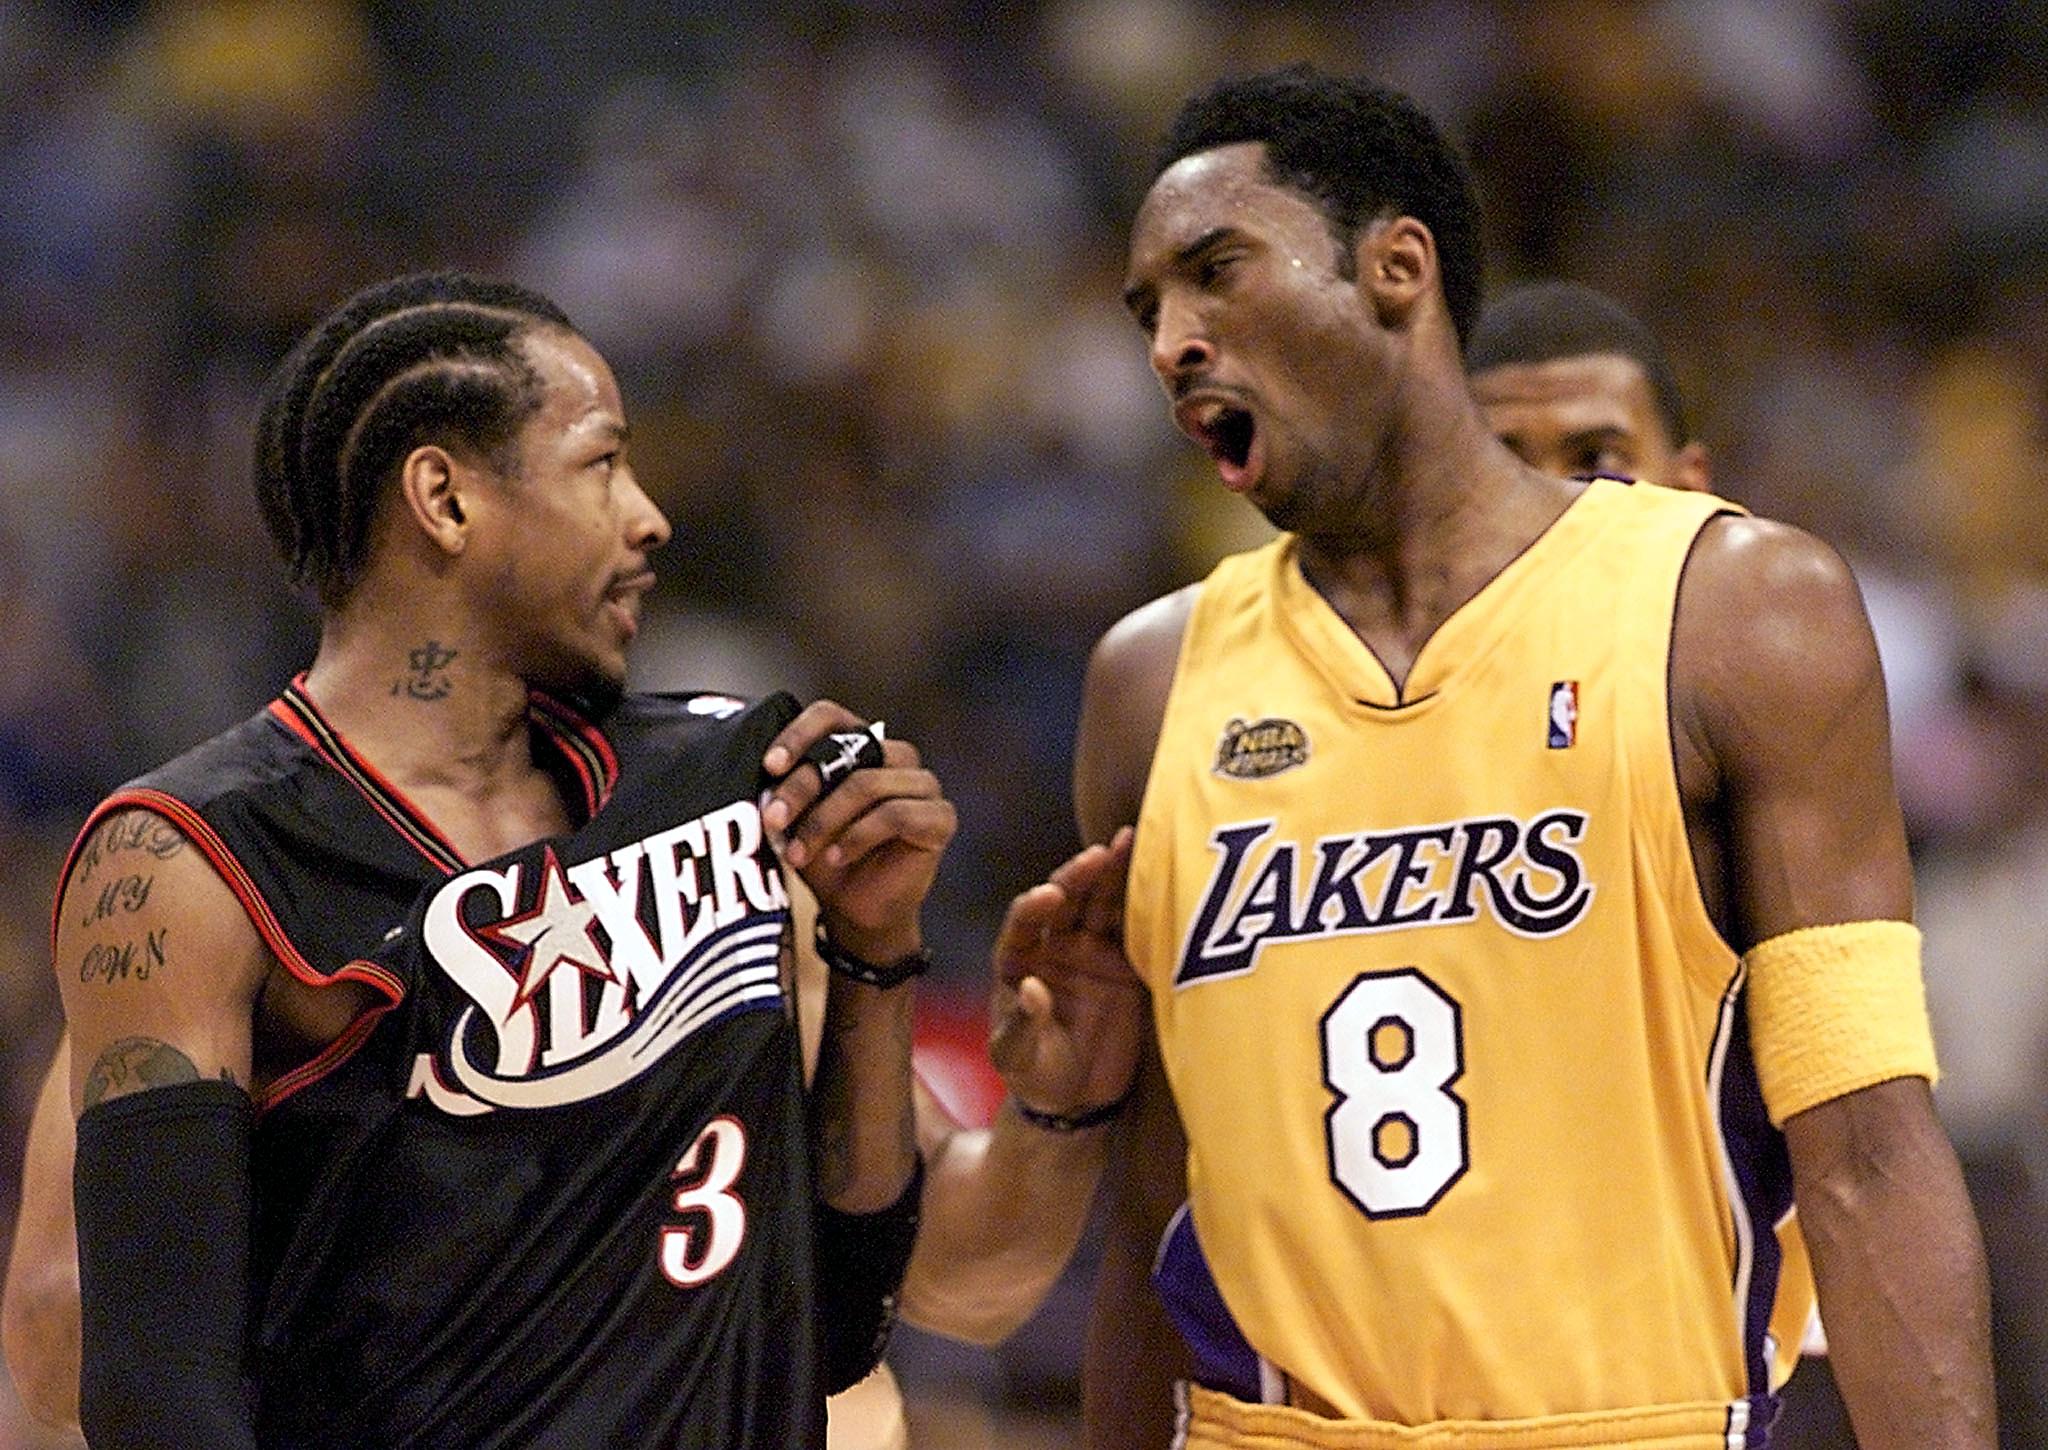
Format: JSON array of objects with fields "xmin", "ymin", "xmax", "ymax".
[{"xmin": 74, "ymin": 810, "xmax": 187, "ymax": 885}]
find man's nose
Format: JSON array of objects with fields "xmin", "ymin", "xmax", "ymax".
[{"xmin": 1150, "ymin": 300, "xmax": 1216, "ymax": 382}]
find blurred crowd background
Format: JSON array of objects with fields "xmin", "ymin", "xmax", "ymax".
[{"xmin": 1, "ymin": 0, "xmax": 2044, "ymax": 1444}]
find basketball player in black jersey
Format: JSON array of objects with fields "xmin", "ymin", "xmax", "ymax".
[
  {"xmin": 2, "ymin": 278, "xmax": 1143, "ymax": 1448},
  {"xmin": 0, "ymin": 271, "xmax": 1131, "ymax": 1450}
]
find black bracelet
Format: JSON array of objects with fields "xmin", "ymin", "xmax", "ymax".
[
  {"xmin": 1012, "ymin": 1088, "xmax": 1132, "ymax": 1134},
  {"xmin": 815, "ymin": 927, "xmax": 931, "ymax": 990}
]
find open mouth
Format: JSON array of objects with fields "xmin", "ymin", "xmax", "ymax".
[
  {"xmin": 604, "ymin": 571, "xmax": 657, "ymax": 637},
  {"xmin": 1175, "ymin": 397, "xmax": 1263, "ymax": 491}
]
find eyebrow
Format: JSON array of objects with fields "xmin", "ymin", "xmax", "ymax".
[{"xmin": 1123, "ymin": 226, "xmax": 1241, "ymax": 314}]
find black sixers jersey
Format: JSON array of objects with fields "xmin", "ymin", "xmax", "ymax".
[{"xmin": 66, "ymin": 681, "xmax": 827, "ymax": 1448}]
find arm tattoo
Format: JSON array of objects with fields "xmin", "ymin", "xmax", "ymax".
[
  {"xmin": 392, "ymin": 640, "xmax": 458, "ymax": 700},
  {"xmin": 813, "ymin": 1001, "xmax": 919, "ymax": 1189},
  {"xmin": 74, "ymin": 811, "xmax": 186, "ymax": 884},
  {"xmin": 82, "ymin": 1036, "xmax": 229, "ymax": 1108},
  {"xmin": 80, "ymin": 872, "xmax": 156, "ymax": 928},
  {"xmin": 79, "ymin": 927, "xmax": 168, "ymax": 985}
]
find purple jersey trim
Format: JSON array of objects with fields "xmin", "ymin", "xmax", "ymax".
[
  {"xmin": 1716, "ymin": 975, "xmax": 1792, "ymax": 1446},
  {"xmin": 1153, "ymin": 1202, "xmax": 1263, "ymax": 1402}
]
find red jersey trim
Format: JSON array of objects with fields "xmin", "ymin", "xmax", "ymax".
[
  {"xmin": 257, "ymin": 993, "xmax": 400, "ymax": 1112},
  {"xmin": 274, "ymin": 679, "xmax": 620, "ymax": 868},
  {"xmin": 529, "ymin": 689, "xmax": 620, "ymax": 816},
  {"xmin": 53, "ymin": 791, "xmax": 407, "ymax": 1115},
  {"xmin": 58, "ymin": 789, "xmax": 404, "ymax": 1001},
  {"xmin": 271, "ymin": 683, "xmax": 465, "ymax": 874}
]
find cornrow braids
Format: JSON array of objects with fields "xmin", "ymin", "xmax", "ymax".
[
  {"xmin": 253, "ymin": 272, "xmax": 574, "ymax": 608},
  {"xmin": 1154, "ymin": 65, "xmax": 1485, "ymax": 349}
]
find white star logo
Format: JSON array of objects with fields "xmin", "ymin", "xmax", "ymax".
[{"xmin": 480, "ymin": 846, "xmax": 618, "ymax": 1011}]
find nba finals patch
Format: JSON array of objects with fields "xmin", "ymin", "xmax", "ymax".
[
  {"xmin": 1547, "ymin": 681, "xmax": 1579, "ymax": 749},
  {"xmin": 1214, "ymin": 717, "xmax": 1310, "ymax": 779}
]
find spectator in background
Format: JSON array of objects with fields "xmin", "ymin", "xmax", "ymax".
[{"xmin": 1467, "ymin": 280, "xmax": 1710, "ymax": 492}]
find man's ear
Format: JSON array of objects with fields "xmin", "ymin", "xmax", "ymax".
[
  {"xmin": 1672, "ymin": 440, "xmax": 1713, "ymax": 494},
  {"xmin": 397, "ymin": 445, "xmax": 469, "ymax": 557},
  {"xmin": 1355, "ymin": 215, "xmax": 1436, "ymax": 332}
]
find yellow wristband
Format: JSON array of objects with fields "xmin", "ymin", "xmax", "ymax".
[{"xmin": 1744, "ymin": 919, "xmax": 1938, "ymax": 1126}]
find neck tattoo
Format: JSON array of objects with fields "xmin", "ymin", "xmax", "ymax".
[{"xmin": 393, "ymin": 640, "xmax": 459, "ymax": 701}]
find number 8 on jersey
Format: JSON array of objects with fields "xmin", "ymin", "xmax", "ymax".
[{"xmin": 1321, "ymin": 968, "xmax": 1468, "ymax": 1219}]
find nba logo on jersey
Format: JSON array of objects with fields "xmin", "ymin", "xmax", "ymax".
[{"xmin": 1547, "ymin": 681, "xmax": 1578, "ymax": 749}]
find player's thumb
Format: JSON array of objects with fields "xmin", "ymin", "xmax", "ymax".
[{"xmin": 987, "ymin": 977, "xmax": 1053, "ymax": 1074}]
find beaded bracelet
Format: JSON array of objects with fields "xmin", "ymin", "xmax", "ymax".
[
  {"xmin": 1011, "ymin": 1088, "xmax": 1133, "ymax": 1134},
  {"xmin": 814, "ymin": 927, "xmax": 932, "ymax": 990}
]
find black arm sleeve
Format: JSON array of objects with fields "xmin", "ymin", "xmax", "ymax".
[
  {"xmin": 813, "ymin": 1156, "xmax": 924, "ymax": 1395},
  {"xmin": 74, "ymin": 1079, "xmax": 258, "ymax": 1449}
]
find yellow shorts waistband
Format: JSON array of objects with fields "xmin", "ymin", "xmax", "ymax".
[{"xmin": 1177, "ymin": 1383, "xmax": 1758, "ymax": 1450}]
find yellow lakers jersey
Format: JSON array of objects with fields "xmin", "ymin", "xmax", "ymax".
[{"xmin": 1126, "ymin": 481, "xmax": 1813, "ymax": 1443}]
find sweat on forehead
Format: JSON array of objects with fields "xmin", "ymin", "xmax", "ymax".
[{"xmin": 1147, "ymin": 64, "xmax": 1485, "ymax": 347}]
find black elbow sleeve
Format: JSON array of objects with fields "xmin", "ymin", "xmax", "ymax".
[
  {"xmin": 74, "ymin": 1080, "xmax": 258, "ymax": 1449},
  {"xmin": 814, "ymin": 1157, "xmax": 924, "ymax": 1395}
]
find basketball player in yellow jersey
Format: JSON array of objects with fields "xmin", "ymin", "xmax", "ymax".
[{"xmin": 1079, "ymin": 66, "xmax": 1995, "ymax": 1449}]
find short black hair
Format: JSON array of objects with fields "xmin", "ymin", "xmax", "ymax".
[
  {"xmin": 1154, "ymin": 65, "xmax": 1485, "ymax": 349},
  {"xmin": 1466, "ymin": 281, "xmax": 1691, "ymax": 445},
  {"xmin": 253, "ymin": 271, "xmax": 575, "ymax": 608}
]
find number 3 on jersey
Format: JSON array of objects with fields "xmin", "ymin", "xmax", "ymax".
[
  {"xmin": 1321, "ymin": 968, "xmax": 1468, "ymax": 1218},
  {"xmin": 660, "ymin": 1116, "xmax": 748, "ymax": 1286}
]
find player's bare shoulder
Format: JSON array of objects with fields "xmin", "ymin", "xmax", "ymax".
[
  {"xmin": 1076, "ymin": 583, "xmax": 1202, "ymax": 841},
  {"xmin": 55, "ymin": 806, "xmax": 269, "ymax": 1106},
  {"xmin": 1672, "ymin": 513, "xmax": 1887, "ymax": 776},
  {"xmin": 1089, "ymin": 583, "xmax": 1202, "ymax": 681},
  {"xmin": 58, "ymin": 808, "xmax": 253, "ymax": 989}
]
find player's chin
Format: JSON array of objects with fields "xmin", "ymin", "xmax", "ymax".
[
  {"xmin": 1250, "ymin": 475, "xmax": 1307, "ymax": 533},
  {"xmin": 536, "ymin": 636, "xmax": 630, "ymax": 713},
  {"xmin": 603, "ymin": 595, "xmax": 643, "ymax": 646}
]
